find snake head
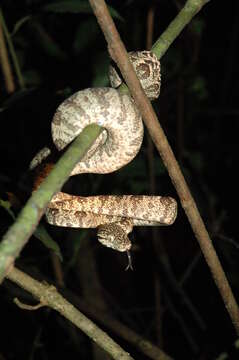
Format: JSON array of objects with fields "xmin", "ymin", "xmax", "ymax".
[{"xmin": 97, "ymin": 223, "xmax": 132, "ymax": 252}]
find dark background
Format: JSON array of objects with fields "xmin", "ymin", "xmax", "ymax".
[{"xmin": 0, "ymin": 0, "xmax": 239, "ymax": 359}]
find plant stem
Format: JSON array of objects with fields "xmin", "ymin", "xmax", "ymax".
[
  {"xmin": 0, "ymin": 8, "xmax": 25, "ymax": 89},
  {"xmin": 88, "ymin": 0, "xmax": 239, "ymax": 335},
  {"xmin": 0, "ymin": 124, "xmax": 103, "ymax": 284},
  {"xmin": 6, "ymin": 267, "xmax": 135, "ymax": 360},
  {"xmin": 151, "ymin": 0, "xmax": 210, "ymax": 59},
  {"xmin": 0, "ymin": 11, "xmax": 15, "ymax": 93}
]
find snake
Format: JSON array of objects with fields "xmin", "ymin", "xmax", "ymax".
[{"xmin": 31, "ymin": 51, "xmax": 177, "ymax": 268}]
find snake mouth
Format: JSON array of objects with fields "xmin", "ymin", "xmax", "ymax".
[{"xmin": 97, "ymin": 233, "xmax": 132, "ymax": 252}]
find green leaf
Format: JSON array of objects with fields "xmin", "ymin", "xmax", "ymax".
[
  {"xmin": 34, "ymin": 224, "xmax": 63, "ymax": 261},
  {"xmin": 43, "ymin": 0, "xmax": 123, "ymax": 21},
  {"xmin": 0, "ymin": 198, "xmax": 15, "ymax": 220}
]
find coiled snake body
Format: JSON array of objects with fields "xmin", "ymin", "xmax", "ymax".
[{"xmin": 32, "ymin": 52, "xmax": 177, "ymax": 258}]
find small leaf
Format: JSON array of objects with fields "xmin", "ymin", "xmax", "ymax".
[
  {"xmin": 0, "ymin": 198, "xmax": 15, "ymax": 220},
  {"xmin": 43, "ymin": 0, "xmax": 123, "ymax": 20},
  {"xmin": 34, "ymin": 224, "xmax": 63, "ymax": 261}
]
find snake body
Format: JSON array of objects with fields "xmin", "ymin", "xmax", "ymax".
[
  {"xmin": 51, "ymin": 87, "xmax": 143, "ymax": 175},
  {"xmin": 46, "ymin": 193, "xmax": 177, "ymax": 251},
  {"xmin": 32, "ymin": 51, "xmax": 177, "ymax": 253}
]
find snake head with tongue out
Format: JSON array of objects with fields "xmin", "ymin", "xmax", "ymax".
[{"xmin": 97, "ymin": 222, "xmax": 132, "ymax": 252}]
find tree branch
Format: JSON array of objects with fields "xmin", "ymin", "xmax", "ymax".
[
  {"xmin": 0, "ymin": 8, "xmax": 15, "ymax": 93},
  {"xmin": 0, "ymin": 124, "xmax": 103, "ymax": 284},
  {"xmin": 151, "ymin": 0, "xmax": 211, "ymax": 59},
  {"xmin": 6, "ymin": 266, "xmax": 135, "ymax": 360},
  {"xmin": 0, "ymin": 8, "xmax": 25, "ymax": 89},
  {"xmin": 7, "ymin": 265, "xmax": 173, "ymax": 360},
  {"xmin": 88, "ymin": 0, "xmax": 239, "ymax": 335}
]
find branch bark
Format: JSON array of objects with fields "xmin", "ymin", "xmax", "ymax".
[
  {"xmin": 88, "ymin": 0, "xmax": 239, "ymax": 335},
  {"xmin": 0, "ymin": 124, "xmax": 102, "ymax": 284},
  {"xmin": 7, "ymin": 265, "xmax": 173, "ymax": 360},
  {"xmin": 6, "ymin": 267, "xmax": 135, "ymax": 360},
  {"xmin": 0, "ymin": 9, "xmax": 15, "ymax": 93},
  {"xmin": 151, "ymin": 0, "xmax": 211, "ymax": 59},
  {"xmin": 0, "ymin": 8, "xmax": 25, "ymax": 89}
]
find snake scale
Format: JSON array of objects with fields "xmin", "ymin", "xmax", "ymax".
[{"xmin": 32, "ymin": 51, "xmax": 177, "ymax": 262}]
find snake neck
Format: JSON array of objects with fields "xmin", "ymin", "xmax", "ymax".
[{"xmin": 33, "ymin": 162, "xmax": 55, "ymax": 190}]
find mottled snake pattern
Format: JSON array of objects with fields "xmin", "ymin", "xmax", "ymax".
[{"xmin": 31, "ymin": 51, "xmax": 177, "ymax": 256}]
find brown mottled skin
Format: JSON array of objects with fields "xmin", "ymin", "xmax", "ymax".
[
  {"xmin": 109, "ymin": 51, "xmax": 161, "ymax": 100},
  {"xmin": 46, "ymin": 194, "xmax": 177, "ymax": 251},
  {"xmin": 31, "ymin": 51, "xmax": 177, "ymax": 253}
]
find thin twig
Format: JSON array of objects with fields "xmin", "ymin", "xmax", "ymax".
[
  {"xmin": 0, "ymin": 8, "xmax": 25, "ymax": 89},
  {"xmin": 6, "ymin": 267, "xmax": 135, "ymax": 360},
  {"xmin": 14, "ymin": 297, "xmax": 46, "ymax": 310},
  {"xmin": 0, "ymin": 11, "xmax": 15, "ymax": 93},
  {"xmin": 179, "ymin": 251, "xmax": 202, "ymax": 285},
  {"xmin": 88, "ymin": 0, "xmax": 239, "ymax": 335},
  {"xmin": 0, "ymin": 124, "xmax": 103, "ymax": 284},
  {"xmin": 216, "ymin": 234, "xmax": 239, "ymax": 251},
  {"xmin": 7, "ymin": 265, "xmax": 173, "ymax": 360}
]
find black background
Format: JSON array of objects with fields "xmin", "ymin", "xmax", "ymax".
[{"xmin": 0, "ymin": 1, "xmax": 239, "ymax": 359}]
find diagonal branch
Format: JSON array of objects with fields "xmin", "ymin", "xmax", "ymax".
[
  {"xmin": 0, "ymin": 8, "xmax": 15, "ymax": 93},
  {"xmin": 6, "ymin": 265, "xmax": 173, "ymax": 360},
  {"xmin": 151, "ymin": 0, "xmax": 211, "ymax": 59},
  {"xmin": 88, "ymin": 0, "xmax": 239, "ymax": 335},
  {"xmin": 0, "ymin": 124, "xmax": 103, "ymax": 284},
  {"xmin": 6, "ymin": 266, "xmax": 136, "ymax": 360},
  {"xmin": 0, "ymin": 8, "xmax": 25, "ymax": 89}
]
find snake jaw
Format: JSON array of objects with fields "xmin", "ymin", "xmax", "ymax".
[
  {"xmin": 97, "ymin": 223, "xmax": 132, "ymax": 252},
  {"xmin": 97, "ymin": 224, "xmax": 133, "ymax": 270}
]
